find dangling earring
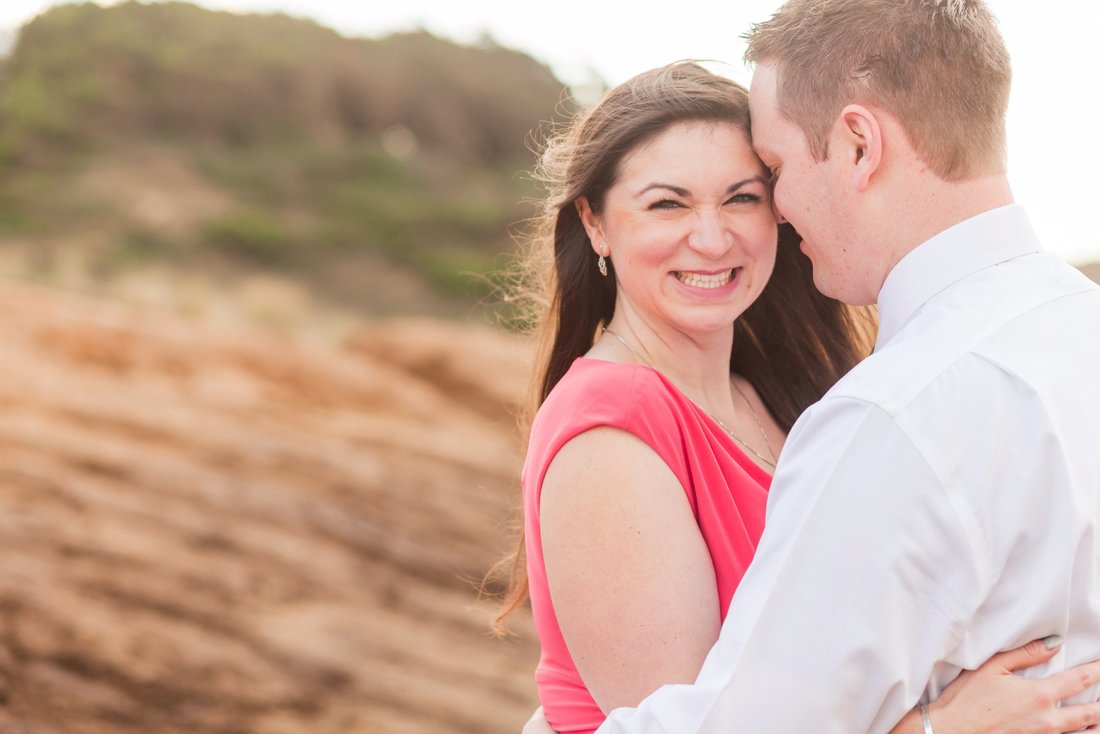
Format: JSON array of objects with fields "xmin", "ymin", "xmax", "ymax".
[{"xmin": 597, "ymin": 244, "xmax": 608, "ymax": 277}]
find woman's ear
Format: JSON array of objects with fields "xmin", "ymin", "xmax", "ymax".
[
  {"xmin": 576, "ymin": 197, "xmax": 605, "ymax": 255},
  {"xmin": 837, "ymin": 104, "xmax": 882, "ymax": 191}
]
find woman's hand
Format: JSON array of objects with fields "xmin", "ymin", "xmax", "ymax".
[{"xmin": 921, "ymin": 636, "xmax": 1100, "ymax": 734}]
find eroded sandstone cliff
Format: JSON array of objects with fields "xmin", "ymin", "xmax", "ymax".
[{"xmin": 0, "ymin": 283, "xmax": 538, "ymax": 733}]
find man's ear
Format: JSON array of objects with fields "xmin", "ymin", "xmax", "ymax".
[
  {"xmin": 837, "ymin": 104, "xmax": 882, "ymax": 191},
  {"xmin": 576, "ymin": 197, "xmax": 605, "ymax": 255}
]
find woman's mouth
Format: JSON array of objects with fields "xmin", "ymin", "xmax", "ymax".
[{"xmin": 674, "ymin": 268, "xmax": 739, "ymax": 289}]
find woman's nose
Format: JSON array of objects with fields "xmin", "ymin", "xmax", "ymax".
[{"xmin": 687, "ymin": 211, "xmax": 733, "ymax": 258}]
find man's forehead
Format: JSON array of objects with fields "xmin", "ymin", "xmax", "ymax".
[
  {"xmin": 748, "ymin": 62, "xmax": 779, "ymax": 103},
  {"xmin": 747, "ymin": 63, "xmax": 783, "ymax": 153}
]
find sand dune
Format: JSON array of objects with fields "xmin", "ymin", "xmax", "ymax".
[{"xmin": 0, "ymin": 283, "xmax": 539, "ymax": 733}]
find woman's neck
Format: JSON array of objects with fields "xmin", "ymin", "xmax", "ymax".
[{"xmin": 594, "ymin": 313, "xmax": 737, "ymax": 415}]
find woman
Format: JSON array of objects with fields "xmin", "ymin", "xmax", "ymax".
[{"xmin": 499, "ymin": 61, "xmax": 1100, "ymax": 734}]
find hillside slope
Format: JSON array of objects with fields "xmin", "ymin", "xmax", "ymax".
[
  {"xmin": 0, "ymin": 283, "xmax": 538, "ymax": 733},
  {"xmin": 0, "ymin": 2, "xmax": 572, "ymax": 313}
]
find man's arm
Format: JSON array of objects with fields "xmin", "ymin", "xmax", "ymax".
[{"xmin": 598, "ymin": 398, "xmax": 982, "ymax": 733}]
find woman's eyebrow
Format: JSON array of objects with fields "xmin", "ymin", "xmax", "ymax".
[
  {"xmin": 635, "ymin": 176, "xmax": 766, "ymax": 198},
  {"xmin": 635, "ymin": 182, "xmax": 689, "ymax": 197}
]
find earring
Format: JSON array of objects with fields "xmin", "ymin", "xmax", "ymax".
[{"xmin": 597, "ymin": 244, "xmax": 608, "ymax": 277}]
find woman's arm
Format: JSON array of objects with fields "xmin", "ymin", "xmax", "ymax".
[{"xmin": 540, "ymin": 426, "xmax": 720, "ymax": 713}]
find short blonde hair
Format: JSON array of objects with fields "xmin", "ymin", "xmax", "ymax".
[{"xmin": 745, "ymin": 0, "xmax": 1011, "ymax": 180}]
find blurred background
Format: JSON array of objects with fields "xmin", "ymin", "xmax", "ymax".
[{"xmin": 0, "ymin": 2, "xmax": 1095, "ymax": 733}]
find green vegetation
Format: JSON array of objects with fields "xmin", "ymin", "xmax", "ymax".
[
  {"xmin": 0, "ymin": 1, "xmax": 577, "ymax": 316},
  {"xmin": 203, "ymin": 210, "xmax": 291, "ymax": 265}
]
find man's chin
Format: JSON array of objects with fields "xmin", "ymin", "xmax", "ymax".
[
  {"xmin": 810, "ymin": 270, "xmax": 834, "ymax": 299},
  {"xmin": 810, "ymin": 269, "xmax": 867, "ymax": 306}
]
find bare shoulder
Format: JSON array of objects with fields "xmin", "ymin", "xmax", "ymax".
[{"xmin": 541, "ymin": 426, "xmax": 679, "ymax": 510}]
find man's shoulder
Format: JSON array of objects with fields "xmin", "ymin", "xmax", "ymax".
[
  {"xmin": 831, "ymin": 254, "xmax": 1100, "ymax": 417},
  {"xmin": 821, "ymin": 340, "xmax": 1000, "ymax": 421}
]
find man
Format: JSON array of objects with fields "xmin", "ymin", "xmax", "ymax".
[{"xmin": 590, "ymin": 0, "xmax": 1100, "ymax": 731}]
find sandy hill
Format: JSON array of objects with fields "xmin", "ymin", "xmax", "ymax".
[{"xmin": 0, "ymin": 283, "xmax": 539, "ymax": 733}]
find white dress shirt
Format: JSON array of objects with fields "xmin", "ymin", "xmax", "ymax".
[{"xmin": 597, "ymin": 205, "xmax": 1100, "ymax": 733}]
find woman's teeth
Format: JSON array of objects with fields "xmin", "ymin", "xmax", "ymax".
[{"xmin": 675, "ymin": 269, "xmax": 736, "ymax": 288}]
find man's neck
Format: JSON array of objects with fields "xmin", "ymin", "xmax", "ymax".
[
  {"xmin": 915, "ymin": 174, "xmax": 1015, "ymax": 246},
  {"xmin": 875, "ymin": 173, "xmax": 1015, "ymax": 296}
]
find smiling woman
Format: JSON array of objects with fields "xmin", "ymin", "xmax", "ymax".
[
  {"xmin": 575, "ymin": 120, "xmax": 778, "ymax": 340},
  {"xmin": 493, "ymin": 61, "xmax": 871, "ymax": 734}
]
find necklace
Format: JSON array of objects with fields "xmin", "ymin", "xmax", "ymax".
[{"xmin": 601, "ymin": 327, "xmax": 778, "ymax": 469}]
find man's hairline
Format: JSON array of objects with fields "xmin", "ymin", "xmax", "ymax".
[{"xmin": 746, "ymin": 58, "xmax": 804, "ymax": 163}]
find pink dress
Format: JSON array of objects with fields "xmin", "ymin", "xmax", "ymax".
[{"xmin": 522, "ymin": 357, "xmax": 771, "ymax": 734}]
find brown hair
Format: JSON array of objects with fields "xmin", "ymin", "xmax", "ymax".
[
  {"xmin": 744, "ymin": 0, "xmax": 1011, "ymax": 181},
  {"xmin": 489, "ymin": 61, "xmax": 873, "ymax": 626}
]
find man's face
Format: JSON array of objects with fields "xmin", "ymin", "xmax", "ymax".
[{"xmin": 748, "ymin": 62, "xmax": 858, "ymax": 302}]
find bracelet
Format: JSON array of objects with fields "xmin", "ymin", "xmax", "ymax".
[{"xmin": 919, "ymin": 703, "xmax": 935, "ymax": 734}]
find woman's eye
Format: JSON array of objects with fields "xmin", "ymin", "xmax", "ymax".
[
  {"xmin": 649, "ymin": 199, "xmax": 682, "ymax": 210},
  {"xmin": 726, "ymin": 193, "xmax": 762, "ymax": 205}
]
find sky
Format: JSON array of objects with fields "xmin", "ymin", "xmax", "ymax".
[{"xmin": 2, "ymin": 0, "xmax": 1098, "ymax": 265}]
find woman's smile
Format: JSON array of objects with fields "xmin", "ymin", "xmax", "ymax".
[{"xmin": 673, "ymin": 268, "xmax": 739, "ymax": 289}]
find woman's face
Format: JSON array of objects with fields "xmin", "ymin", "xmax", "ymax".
[{"xmin": 579, "ymin": 120, "xmax": 778, "ymax": 338}]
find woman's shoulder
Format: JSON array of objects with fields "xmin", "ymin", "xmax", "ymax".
[
  {"xmin": 525, "ymin": 358, "xmax": 696, "ymax": 471},
  {"xmin": 548, "ymin": 356, "xmax": 649, "ymax": 394}
]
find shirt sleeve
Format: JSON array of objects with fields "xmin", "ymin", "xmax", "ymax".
[{"xmin": 596, "ymin": 397, "xmax": 983, "ymax": 734}]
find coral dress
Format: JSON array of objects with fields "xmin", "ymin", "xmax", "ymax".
[{"xmin": 522, "ymin": 358, "xmax": 771, "ymax": 734}]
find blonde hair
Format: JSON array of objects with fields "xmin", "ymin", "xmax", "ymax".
[{"xmin": 744, "ymin": 0, "xmax": 1011, "ymax": 180}]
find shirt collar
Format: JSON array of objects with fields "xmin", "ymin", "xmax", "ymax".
[{"xmin": 874, "ymin": 204, "xmax": 1042, "ymax": 350}]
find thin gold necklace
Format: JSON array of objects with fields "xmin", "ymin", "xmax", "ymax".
[{"xmin": 601, "ymin": 327, "xmax": 778, "ymax": 469}]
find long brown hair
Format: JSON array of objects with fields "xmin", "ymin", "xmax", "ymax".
[{"xmin": 490, "ymin": 61, "xmax": 874, "ymax": 626}]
